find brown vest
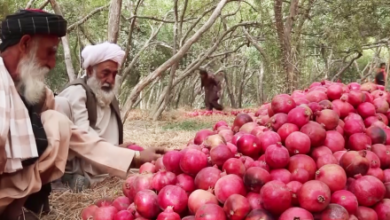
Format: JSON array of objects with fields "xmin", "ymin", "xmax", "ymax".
[{"xmin": 62, "ymin": 77, "xmax": 123, "ymax": 144}]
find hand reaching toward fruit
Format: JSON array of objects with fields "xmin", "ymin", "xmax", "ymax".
[
  {"xmin": 119, "ymin": 141, "xmax": 136, "ymax": 148},
  {"xmin": 131, "ymin": 147, "xmax": 168, "ymax": 168}
]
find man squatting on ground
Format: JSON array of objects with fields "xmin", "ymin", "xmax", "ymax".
[
  {"xmin": 56, "ymin": 42, "xmax": 135, "ymax": 190},
  {"xmin": 0, "ymin": 9, "xmax": 165, "ymax": 220}
]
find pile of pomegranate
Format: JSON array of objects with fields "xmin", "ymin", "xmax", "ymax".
[{"xmin": 81, "ymin": 81, "xmax": 390, "ymax": 220}]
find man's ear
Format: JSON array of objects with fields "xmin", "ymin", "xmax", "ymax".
[
  {"xmin": 86, "ymin": 66, "xmax": 93, "ymax": 77},
  {"xmin": 17, "ymin": 35, "xmax": 34, "ymax": 55}
]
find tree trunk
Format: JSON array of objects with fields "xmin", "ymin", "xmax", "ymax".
[
  {"xmin": 107, "ymin": 0, "xmax": 123, "ymax": 43},
  {"xmin": 49, "ymin": 0, "xmax": 76, "ymax": 81},
  {"xmin": 257, "ymin": 62, "xmax": 265, "ymax": 104},
  {"xmin": 121, "ymin": 0, "xmax": 229, "ymax": 122}
]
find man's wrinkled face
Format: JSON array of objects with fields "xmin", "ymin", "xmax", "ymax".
[
  {"xmin": 86, "ymin": 60, "xmax": 121, "ymax": 107},
  {"xmin": 16, "ymin": 35, "xmax": 59, "ymax": 104}
]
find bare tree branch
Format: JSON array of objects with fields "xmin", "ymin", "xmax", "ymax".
[
  {"xmin": 25, "ymin": 0, "xmax": 36, "ymax": 9},
  {"xmin": 39, "ymin": 0, "xmax": 49, "ymax": 9},
  {"xmin": 243, "ymin": 27, "xmax": 269, "ymax": 64},
  {"xmin": 126, "ymin": 15, "xmax": 195, "ymax": 23},
  {"xmin": 332, "ymin": 52, "xmax": 363, "ymax": 81},
  {"xmin": 121, "ymin": 0, "xmax": 230, "ymax": 122},
  {"xmin": 67, "ymin": 4, "xmax": 110, "ymax": 32}
]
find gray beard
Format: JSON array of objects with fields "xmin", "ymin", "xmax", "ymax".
[{"xmin": 86, "ymin": 73, "xmax": 120, "ymax": 108}]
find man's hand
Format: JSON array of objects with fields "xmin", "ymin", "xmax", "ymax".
[
  {"xmin": 0, "ymin": 146, "xmax": 6, "ymax": 174},
  {"xmin": 132, "ymin": 147, "xmax": 168, "ymax": 168}
]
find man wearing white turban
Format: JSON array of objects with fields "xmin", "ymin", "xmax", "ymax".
[{"xmin": 55, "ymin": 42, "xmax": 134, "ymax": 190}]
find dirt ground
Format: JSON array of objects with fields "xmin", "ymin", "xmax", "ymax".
[{"xmin": 42, "ymin": 109, "xmax": 236, "ymax": 220}]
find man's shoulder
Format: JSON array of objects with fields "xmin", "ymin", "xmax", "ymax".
[{"xmin": 58, "ymin": 84, "xmax": 87, "ymax": 98}]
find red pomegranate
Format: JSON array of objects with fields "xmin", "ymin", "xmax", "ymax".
[
  {"xmin": 278, "ymin": 123, "xmax": 299, "ymax": 143},
  {"xmin": 271, "ymin": 94, "xmax": 296, "ymax": 114},
  {"xmin": 287, "ymin": 106, "xmax": 311, "ymax": 128},
  {"xmin": 270, "ymin": 169, "xmax": 291, "ymax": 184},
  {"xmin": 260, "ymin": 180, "xmax": 292, "ymax": 215},
  {"xmin": 324, "ymin": 131, "xmax": 346, "ymax": 152},
  {"xmin": 320, "ymin": 204, "xmax": 350, "ymax": 220},
  {"xmin": 243, "ymin": 167, "xmax": 271, "ymax": 193},
  {"xmin": 300, "ymin": 121, "xmax": 327, "ymax": 147},
  {"xmin": 366, "ymin": 126, "xmax": 387, "ymax": 144},
  {"xmin": 236, "ymin": 134, "xmax": 262, "ymax": 158},
  {"xmin": 316, "ymin": 109, "xmax": 340, "ymax": 130},
  {"xmin": 279, "ymin": 207, "xmax": 314, "ymax": 220},
  {"xmin": 264, "ymin": 143, "xmax": 290, "ymax": 169},
  {"xmin": 311, "ymin": 146, "xmax": 333, "ymax": 161},
  {"xmin": 214, "ymin": 174, "xmax": 247, "ymax": 203},
  {"xmin": 267, "ymin": 113, "xmax": 288, "ymax": 131},
  {"xmin": 371, "ymin": 144, "xmax": 390, "ymax": 169},
  {"xmin": 347, "ymin": 133, "xmax": 372, "ymax": 151},
  {"xmin": 340, "ymin": 150, "xmax": 370, "ymax": 177},
  {"xmin": 288, "ymin": 154, "xmax": 317, "ymax": 179},
  {"xmin": 284, "ymin": 131, "xmax": 311, "ymax": 155},
  {"xmin": 232, "ymin": 114, "xmax": 253, "ymax": 132},
  {"xmin": 298, "ymin": 180, "xmax": 331, "ymax": 212},
  {"xmin": 188, "ymin": 189, "xmax": 218, "ymax": 214},
  {"xmin": 331, "ymin": 190, "xmax": 358, "ymax": 215},
  {"xmin": 194, "ymin": 204, "xmax": 226, "ymax": 220},
  {"xmin": 356, "ymin": 206, "xmax": 378, "ymax": 220},
  {"xmin": 286, "ymin": 181, "xmax": 302, "ymax": 206},
  {"xmin": 257, "ymin": 131, "xmax": 282, "ymax": 152},
  {"xmin": 374, "ymin": 199, "xmax": 390, "ymax": 220},
  {"xmin": 327, "ymin": 84, "xmax": 344, "ymax": 100},
  {"xmin": 348, "ymin": 174, "xmax": 385, "ymax": 207},
  {"xmin": 223, "ymin": 194, "xmax": 251, "ymax": 220},
  {"xmin": 357, "ymin": 102, "xmax": 376, "ymax": 119},
  {"xmin": 315, "ymin": 164, "xmax": 347, "ymax": 192}
]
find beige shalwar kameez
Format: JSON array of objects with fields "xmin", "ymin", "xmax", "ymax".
[
  {"xmin": 0, "ymin": 89, "xmax": 135, "ymax": 214},
  {"xmin": 56, "ymin": 85, "xmax": 121, "ymax": 185}
]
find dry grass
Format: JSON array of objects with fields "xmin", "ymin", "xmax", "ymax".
[{"xmin": 42, "ymin": 109, "xmax": 236, "ymax": 220}]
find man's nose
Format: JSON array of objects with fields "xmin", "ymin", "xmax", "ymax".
[{"xmin": 106, "ymin": 74, "xmax": 115, "ymax": 85}]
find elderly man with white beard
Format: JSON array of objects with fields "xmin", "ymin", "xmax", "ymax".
[
  {"xmin": 0, "ymin": 9, "xmax": 166, "ymax": 220},
  {"xmin": 56, "ymin": 42, "xmax": 133, "ymax": 190}
]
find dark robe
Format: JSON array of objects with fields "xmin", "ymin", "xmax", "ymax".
[{"xmin": 201, "ymin": 73, "xmax": 223, "ymax": 111}]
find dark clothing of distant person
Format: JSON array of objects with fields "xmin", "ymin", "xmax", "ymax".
[
  {"xmin": 200, "ymin": 72, "xmax": 223, "ymax": 111},
  {"xmin": 375, "ymin": 71, "xmax": 385, "ymax": 86}
]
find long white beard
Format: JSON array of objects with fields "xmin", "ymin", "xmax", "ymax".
[
  {"xmin": 86, "ymin": 72, "xmax": 120, "ymax": 108},
  {"xmin": 16, "ymin": 51, "xmax": 50, "ymax": 105}
]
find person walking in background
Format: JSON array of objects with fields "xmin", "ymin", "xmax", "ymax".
[
  {"xmin": 375, "ymin": 63, "xmax": 387, "ymax": 88},
  {"xmin": 198, "ymin": 69, "xmax": 224, "ymax": 111}
]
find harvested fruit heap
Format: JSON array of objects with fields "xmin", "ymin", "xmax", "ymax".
[{"xmin": 81, "ymin": 81, "xmax": 390, "ymax": 220}]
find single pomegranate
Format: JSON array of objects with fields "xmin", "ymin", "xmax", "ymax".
[
  {"xmin": 112, "ymin": 196, "xmax": 131, "ymax": 211},
  {"xmin": 271, "ymin": 94, "xmax": 296, "ymax": 114},
  {"xmin": 203, "ymin": 134, "xmax": 226, "ymax": 149},
  {"xmin": 267, "ymin": 113, "xmax": 288, "ymax": 131},
  {"xmin": 324, "ymin": 131, "xmax": 346, "ymax": 152},
  {"xmin": 214, "ymin": 174, "xmax": 247, "ymax": 203},
  {"xmin": 277, "ymin": 123, "xmax": 300, "ymax": 143},
  {"xmin": 130, "ymin": 174, "xmax": 153, "ymax": 198},
  {"xmin": 241, "ymin": 156, "xmax": 255, "ymax": 169},
  {"xmin": 366, "ymin": 150, "xmax": 381, "ymax": 168},
  {"xmin": 348, "ymin": 82, "xmax": 361, "ymax": 91},
  {"xmin": 348, "ymin": 174, "xmax": 385, "ymax": 207},
  {"xmin": 239, "ymin": 122, "xmax": 259, "ymax": 134},
  {"xmin": 157, "ymin": 206, "xmax": 180, "ymax": 220},
  {"xmin": 243, "ymin": 167, "xmax": 271, "ymax": 193},
  {"xmin": 371, "ymin": 144, "xmax": 390, "ymax": 169},
  {"xmin": 260, "ymin": 180, "xmax": 292, "ymax": 215},
  {"xmin": 219, "ymin": 130, "xmax": 234, "ymax": 143},
  {"xmin": 213, "ymin": 120, "xmax": 228, "ymax": 131},
  {"xmin": 188, "ymin": 189, "xmax": 218, "ymax": 214},
  {"xmin": 298, "ymin": 180, "xmax": 331, "ymax": 212},
  {"xmin": 384, "ymin": 169, "xmax": 390, "ymax": 182},
  {"xmin": 236, "ymin": 134, "xmax": 262, "ymax": 157},
  {"xmin": 288, "ymin": 154, "xmax": 317, "ymax": 179},
  {"xmin": 285, "ymin": 131, "xmax": 311, "ymax": 155},
  {"xmin": 258, "ymin": 131, "xmax": 282, "ymax": 152},
  {"xmin": 340, "ymin": 150, "xmax": 370, "ymax": 177},
  {"xmin": 308, "ymin": 102, "xmax": 324, "ymax": 114},
  {"xmin": 311, "ymin": 146, "xmax": 333, "ymax": 161},
  {"xmin": 366, "ymin": 126, "xmax": 387, "ymax": 144},
  {"xmin": 264, "ymin": 143, "xmax": 290, "ymax": 169},
  {"xmin": 180, "ymin": 149, "xmax": 208, "ymax": 175},
  {"xmin": 316, "ymin": 109, "xmax": 340, "ymax": 130},
  {"xmin": 210, "ymin": 145, "xmax": 234, "ymax": 166},
  {"xmin": 279, "ymin": 207, "xmax": 314, "ymax": 220},
  {"xmin": 374, "ymin": 98, "xmax": 389, "ymax": 113},
  {"xmin": 331, "ymin": 190, "xmax": 358, "ymax": 215},
  {"xmin": 222, "ymin": 158, "xmax": 246, "ymax": 177},
  {"xmin": 233, "ymin": 114, "xmax": 254, "ymax": 132},
  {"xmin": 287, "ymin": 106, "xmax": 311, "ymax": 128},
  {"xmin": 367, "ymin": 167, "xmax": 384, "ymax": 181},
  {"xmin": 332, "ymin": 98, "xmax": 354, "ymax": 118},
  {"xmin": 176, "ymin": 174, "xmax": 195, "ymax": 195},
  {"xmin": 357, "ymin": 102, "xmax": 376, "ymax": 118},
  {"xmin": 374, "ymin": 199, "xmax": 390, "ymax": 220},
  {"xmin": 246, "ymin": 193, "xmax": 263, "ymax": 210},
  {"xmin": 270, "ymin": 169, "xmax": 291, "ymax": 184},
  {"xmin": 226, "ymin": 142, "xmax": 238, "ymax": 155},
  {"xmin": 348, "ymin": 90, "xmax": 366, "ymax": 107},
  {"xmin": 291, "ymin": 168, "xmax": 310, "ymax": 183},
  {"xmin": 113, "ymin": 210, "xmax": 133, "ymax": 220},
  {"xmin": 364, "ymin": 116, "xmax": 382, "ymax": 127},
  {"xmin": 194, "ymin": 129, "xmax": 214, "ymax": 145},
  {"xmin": 347, "ymin": 133, "xmax": 372, "ymax": 151},
  {"xmin": 134, "ymin": 190, "xmax": 160, "ymax": 218},
  {"xmin": 122, "ymin": 175, "xmax": 137, "ymax": 199},
  {"xmin": 306, "ymin": 90, "xmax": 328, "ymax": 103},
  {"xmin": 163, "ymin": 151, "xmax": 183, "ymax": 174},
  {"xmin": 300, "ymin": 121, "xmax": 327, "ymax": 147},
  {"xmin": 344, "ymin": 112, "xmax": 363, "ymax": 122},
  {"xmin": 223, "ymin": 194, "xmax": 251, "ymax": 220},
  {"xmin": 194, "ymin": 204, "xmax": 226, "ymax": 220},
  {"xmin": 317, "ymin": 154, "xmax": 338, "ymax": 168},
  {"xmin": 320, "ymin": 204, "xmax": 350, "ymax": 220},
  {"xmin": 194, "ymin": 166, "xmax": 221, "ymax": 190},
  {"xmin": 93, "ymin": 206, "xmax": 118, "ymax": 220},
  {"xmin": 327, "ymin": 84, "xmax": 344, "ymax": 100},
  {"xmin": 81, "ymin": 205, "xmax": 98, "ymax": 220},
  {"xmin": 356, "ymin": 206, "xmax": 378, "ymax": 220},
  {"xmin": 315, "ymin": 164, "xmax": 347, "ymax": 192},
  {"xmin": 158, "ymin": 185, "xmax": 188, "ymax": 214},
  {"xmin": 344, "ymin": 119, "xmax": 366, "ymax": 137},
  {"xmin": 385, "ymin": 182, "xmax": 390, "ymax": 198},
  {"xmin": 151, "ymin": 170, "xmax": 177, "ymax": 191},
  {"xmin": 286, "ymin": 181, "xmax": 302, "ymax": 206},
  {"xmin": 139, "ymin": 162, "xmax": 156, "ymax": 174},
  {"xmin": 377, "ymin": 113, "xmax": 389, "ymax": 125},
  {"xmin": 232, "ymin": 132, "xmax": 246, "ymax": 145},
  {"xmin": 245, "ymin": 209, "xmax": 275, "ymax": 220}
]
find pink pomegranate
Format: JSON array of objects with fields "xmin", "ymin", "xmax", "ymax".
[
  {"xmin": 232, "ymin": 114, "xmax": 253, "ymax": 132},
  {"xmin": 243, "ymin": 167, "xmax": 271, "ymax": 193},
  {"xmin": 300, "ymin": 121, "xmax": 327, "ymax": 147},
  {"xmin": 257, "ymin": 131, "xmax": 282, "ymax": 152},
  {"xmin": 246, "ymin": 193, "xmax": 263, "ymax": 210},
  {"xmin": 315, "ymin": 164, "xmax": 347, "ymax": 192},
  {"xmin": 287, "ymin": 106, "xmax": 311, "ymax": 128},
  {"xmin": 356, "ymin": 206, "xmax": 378, "ymax": 220},
  {"xmin": 277, "ymin": 123, "xmax": 300, "ymax": 143},
  {"xmin": 158, "ymin": 185, "xmax": 188, "ymax": 214},
  {"xmin": 348, "ymin": 174, "xmax": 385, "ymax": 207},
  {"xmin": 194, "ymin": 166, "xmax": 221, "ymax": 190},
  {"xmin": 188, "ymin": 189, "xmax": 218, "ymax": 214},
  {"xmin": 324, "ymin": 131, "xmax": 346, "ymax": 152},
  {"xmin": 340, "ymin": 150, "xmax": 370, "ymax": 177},
  {"xmin": 374, "ymin": 199, "xmax": 390, "ymax": 220},
  {"xmin": 327, "ymin": 84, "xmax": 344, "ymax": 100},
  {"xmin": 271, "ymin": 94, "xmax": 296, "ymax": 114},
  {"xmin": 371, "ymin": 144, "xmax": 390, "ymax": 169},
  {"xmin": 223, "ymin": 194, "xmax": 251, "ymax": 220},
  {"xmin": 270, "ymin": 169, "xmax": 291, "ymax": 184},
  {"xmin": 180, "ymin": 149, "xmax": 208, "ymax": 175},
  {"xmin": 285, "ymin": 131, "xmax": 311, "ymax": 155},
  {"xmin": 288, "ymin": 154, "xmax": 317, "ymax": 179},
  {"xmin": 176, "ymin": 174, "xmax": 195, "ymax": 195},
  {"xmin": 279, "ymin": 207, "xmax": 314, "ymax": 220},
  {"xmin": 320, "ymin": 204, "xmax": 350, "ymax": 220},
  {"xmin": 316, "ymin": 109, "xmax": 340, "ymax": 130},
  {"xmin": 331, "ymin": 190, "xmax": 358, "ymax": 215},
  {"xmin": 347, "ymin": 133, "xmax": 372, "ymax": 151},
  {"xmin": 157, "ymin": 206, "xmax": 180, "ymax": 220},
  {"xmin": 194, "ymin": 130, "xmax": 214, "ymax": 145},
  {"xmin": 151, "ymin": 170, "xmax": 177, "ymax": 191},
  {"xmin": 222, "ymin": 158, "xmax": 246, "ymax": 177},
  {"xmin": 286, "ymin": 181, "xmax": 302, "ymax": 206},
  {"xmin": 317, "ymin": 154, "xmax": 338, "ymax": 168},
  {"xmin": 260, "ymin": 180, "xmax": 292, "ymax": 215},
  {"xmin": 214, "ymin": 174, "xmax": 247, "ymax": 203},
  {"xmin": 236, "ymin": 134, "xmax": 262, "ymax": 158},
  {"xmin": 264, "ymin": 143, "xmax": 290, "ymax": 169},
  {"xmin": 311, "ymin": 146, "xmax": 333, "ymax": 161},
  {"xmin": 134, "ymin": 190, "xmax": 160, "ymax": 218},
  {"xmin": 267, "ymin": 113, "xmax": 288, "ymax": 131},
  {"xmin": 298, "ymin": 180, "xmax": 331, "ymax": 212},
  {"xmin": 194, "ymin": 204, "xmax": 226, "ymax": 220}
]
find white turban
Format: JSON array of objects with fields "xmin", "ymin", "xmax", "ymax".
[{"xmin": 81, "ymin": 41, "xmax": 125, "ymax": 69}]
